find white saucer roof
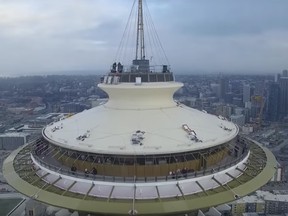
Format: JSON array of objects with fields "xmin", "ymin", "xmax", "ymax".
[{"xmin": 43, "ymin": 82, "xmax": 238, "ymax": 155}]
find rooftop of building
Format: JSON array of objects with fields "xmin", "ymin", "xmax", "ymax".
[
  {"xmin": 232, "ymin": 190, "xmax": 288, "ymax": 204},
  {"xmin": 0, "ymin": 132, "xmax": 29, "ymax": 138},
  {"xmin": 43, "ymin": 89, "xmax": 238, "ymax": 155}
]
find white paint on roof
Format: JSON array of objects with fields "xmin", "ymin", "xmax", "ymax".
[{"xmin": 43, "ymin": 82, "xmax": 238, "ymax": 155}]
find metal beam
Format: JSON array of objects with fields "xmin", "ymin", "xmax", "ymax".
[
  {"xmin": 225, "ymin": 172, "xmax": 242, "ymax": 184},
  {"xmin": 212, "ymin": 176, "xmax": 227, "ymax": 190},
  {"xmin": 107, "ymin": 185, "xmax": 115, "ymax": 202},
  {"xmin": 81, "ymin": 155, "xmax": 90, "ymax": 165},
  {"xmin": 62, "ymin": 181, "xmax": 77, "ymax": 196},
  {"xmin": 236, "ymin": 167, "xmax": 253, "ymax": 177},
  {"xmin": 52, "ymin": 149, "xmax": 61, "ymax": 158},
  {"xmin": 44, "ymin": 176, "xmax": 62, "ymax": 190},
  {"xmin": 155, "ymin": 186, "xmax": 161, "ymax": 201},
  {"xmin": 84, "ymin": 183, "xmax": 95, "ymax": 200},
  {"xmin": 32, "ymin": 172, "xmax": 50, "ymax": 184},
  {"xmin": 196, "ymin": 181, "xmax": 208, "ymax": 195},
  {"xmin": 176, "ymin": 182, "xmax": 185, "ymax": 199},
  {"xmin": 57, "ymin": 150, "xmax": 68, "ymax": 160}
]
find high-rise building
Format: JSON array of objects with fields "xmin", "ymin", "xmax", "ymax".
[
  {"xmin": 232, "ymin": 97, "xmax": 243, "ymax": 107},
  {"xmin": 0, "ymin": 132, "xmax": 30, "ymax": 150},
  {"xmin": 231, "ymin": 195, "xmax": 265, "ymax": 215},
  {"xmin": 230, "ymin": 114, "xmax": 245, "ymax": 127},
  {"xmin": 219, "ymin": 77, "xmax": 229, "ymax": 102},
  {"xmin": 253, "ymin": 81, "xmax": 265, "ymax": 97},
  {"xmin": 266, "ymin": 82, "xmax": 280, "ymax": 121},
  {"xmin": 231, "ymin": 190, "xmax": 288, "ymax": 215},
  {"xmin": 243, "ymin": 84, "xmax": 251, "ymax": 104},
  {"xmin": 211, "ymin": 83, "xmax": 221, "ymax": 98},
  {"xmin": 3, "ymin": 1, "xmax": 277, "ymax": 215},
  {"xmin": 279, "ymin": 77, "xmax": 288, "ymax": 118}
]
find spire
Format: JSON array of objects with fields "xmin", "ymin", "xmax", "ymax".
[
  {"xmin": 113, "ymin": 0, "xmax": 171, "ymax": 76},
  {"xmin": 135, "ymin": 0, "xmax": 145, "ymax": 60}
]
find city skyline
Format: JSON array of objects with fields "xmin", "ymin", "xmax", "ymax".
[
  {"xmin": 0, "ymin": 72, "xmax": 287, "ymax": 215},
  {"xmin": 1, "ymin": 0, "xmax": 288, "ymax": 76}
]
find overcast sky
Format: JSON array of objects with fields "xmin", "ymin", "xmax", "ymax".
[{"xmin": 1, "ymin": 0, "xmax": 288, "ymax": 76}]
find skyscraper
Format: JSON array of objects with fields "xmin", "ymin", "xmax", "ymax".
[
  {"xmin": 219, "ymin": 77, "xmax": 229, "ymax": 102},
  {"xmin": 243, "ymin": 84, "xmax": 251, "ymax": 104},
  {"xmin": 282, "ymin": 69, "xmax": 288, "ymax": 77},
  {"xmin": 279, "ymin": 76, "xmax": 288, "ymax": 118},
  {"xmin": 266, "ymin": 82, "xmax": 280, "ymax": 122}
]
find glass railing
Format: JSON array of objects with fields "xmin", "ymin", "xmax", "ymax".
[
  {"xmin": 102, "ymin": 72, "xmax": 175, "ymax": 84},
  {"xmin": 31, "ymin": 146, "xmax": 249, "ymax": 183},
  {"xmin": 33, "ymin": 136, "xmax": 244, "ymax": 167}
]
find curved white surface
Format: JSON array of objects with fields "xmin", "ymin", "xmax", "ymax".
[
  {"xmin": 43, "ymin": 82, "xmax": 238, "ymax": 155},
  {"xmin": 99, "ymin": 82, "xmax": 183, "ymax": 109},
  {"xmin": 32, "ymin": 152, "xmax": 249, "ymax": 200}
]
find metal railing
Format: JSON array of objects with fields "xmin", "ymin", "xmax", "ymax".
[{"xmin": 31, "ymin": 148, "xmax": 249, "ymax": 183}]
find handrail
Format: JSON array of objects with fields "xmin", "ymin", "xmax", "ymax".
[
  {"xmin": 31, "ymin": 147, "xmax": 249, "ymax": 183},
  {"xmin": 34, "ymin": 136, "xmax": 246, "ymax": 165}
]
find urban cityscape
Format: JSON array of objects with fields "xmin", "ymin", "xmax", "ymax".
[{"xmin": 0, "ymin": 70, "xmax": 288, "ymax": 215}]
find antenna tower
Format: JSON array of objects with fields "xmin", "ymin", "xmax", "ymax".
[{"xmin": 135, "ymin": 0, "xmax": 145, "ymax": 60}]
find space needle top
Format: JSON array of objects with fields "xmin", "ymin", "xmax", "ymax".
[
  {"xmin": 104, "ymin": 0, "xmax": 173, "ymax": 83},
  {"xmin": 2, "ymin": 0, "xmax": 277, "ymax": 215}
]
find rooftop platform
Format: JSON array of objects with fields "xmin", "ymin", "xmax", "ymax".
[
  {"xmin": 3, "ymin": 137, "xmax": 277, "ymax": 215},
  {"xmin": 30, "ymin": 151, "xmax": 248, "ymax": 199},
  {"xmin": 43, "ymin": 99, "xmax": 238, "ymax": 155}
]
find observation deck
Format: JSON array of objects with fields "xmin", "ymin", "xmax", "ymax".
[{"xmin": 3, "ymin": 136, "xmax": 277, "ymax": 215}]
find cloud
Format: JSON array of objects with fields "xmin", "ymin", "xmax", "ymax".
[
  {"xmin": 1, "ymin": 0, "xmax": 288, "ymax": 75},
  {"xmin": 161, "ymin": 1, "xmax": 288, "ymax": 37},
  {"xmin": 0, "ymin": 0, "xmax": 132, "ymax": 74},
  {"xmin": 0, "ymin": 0, "xmax": 131, "ymax": 38},
  {"xmin": 166, "ymin": 30, "xmax": 288, "ymax": 73}
]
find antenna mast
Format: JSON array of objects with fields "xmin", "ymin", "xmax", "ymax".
[{"xmin": 135, "ymin": 0, "xmax": 145, "ymax": 60}]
